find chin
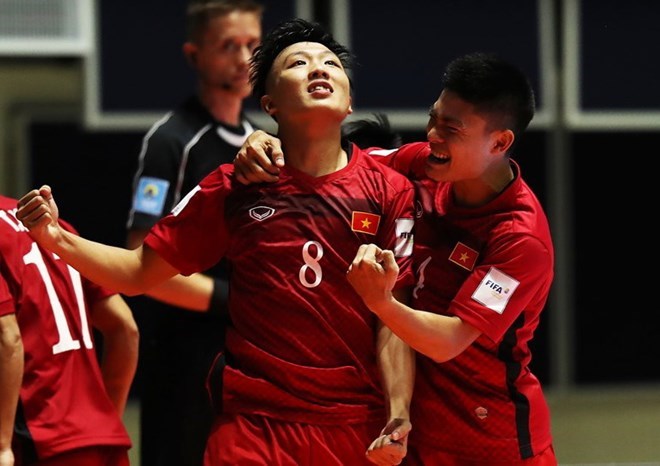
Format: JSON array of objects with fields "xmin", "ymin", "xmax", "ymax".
[{"xmin": 424, "ymin": 163, "xmax": 448, "ymax": 182}]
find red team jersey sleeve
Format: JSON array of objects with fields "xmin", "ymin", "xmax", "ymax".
[
  {"xmin": 144, "ymin": 165, "xmax": 231, "ymax": 276},
  {"xmin": 449, "ymin": 232, "xmax": 553, "ymax": 343},
  {"xmin": 364, "ymin": 141, "xmax": 430, "ymax": 180}
]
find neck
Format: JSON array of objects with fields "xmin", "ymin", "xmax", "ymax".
[
  {"xmin": 453, "ymin": 159, "xmax": 514, "ymax": 207},
  {"xmin": 198, "ymin": 87, "xmax": 244, "ymax": 126},
  {"xmin": 277, "ymin": 118, "xmax": 347, "ymax": 177}
]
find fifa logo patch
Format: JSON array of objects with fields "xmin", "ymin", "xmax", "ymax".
[
  {"xmin": 471, "ymin": 267, "xmax": 520, "ymax": 314},
  {"xmin": 448, "ymin": 242, "xmax": 478, "ymax": 271},
  {"xmin": 351, "ymin": 211, "xmax": 380, "ymax": 235},
  {"xmin": 394, "ymin": 218, "xmax": 414, "ymax": 257}
]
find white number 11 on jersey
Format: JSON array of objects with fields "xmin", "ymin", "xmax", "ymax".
[{"xmin": 23, "ymin": 242, "xmax": 94, "ymax": 354}]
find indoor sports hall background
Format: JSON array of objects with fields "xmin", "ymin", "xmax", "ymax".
[{"xmin": 1, "ymin": 0, "xmax": 658, "ymax": 464}]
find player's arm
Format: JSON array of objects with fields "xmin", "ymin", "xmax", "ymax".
[
  {"xmin": 0, "ymin": 313, "xmax": 23, "ymax": 465},
  {"xmin": 17, "ymin": 185, "xmax": 179, "ymax": 296},
  {"xmin": 90, "ymin": 294, "xmax": 139, "ymax": 416},
  {"xmin": 128, "ymin": 228, "xmax": 219, "ymax": 313},
  {"xmin": 367, "ymin": 289, "xmax": 414, "ymax": 466},
  {"xmin": 348, "ymin": 244, "xmax": 481, "ymax": 362},
  {"xmin": 233, "ymin": 127, "xmax": 429, "ymax": 185}
]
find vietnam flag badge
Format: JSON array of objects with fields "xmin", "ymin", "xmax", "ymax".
[
  {"xmin": 448, "ymin": 242, "xmax": 478, "ymax": 271},
  {"xmin": 352, "ymin": 211, "xmax": 381, "ymax": 235}
]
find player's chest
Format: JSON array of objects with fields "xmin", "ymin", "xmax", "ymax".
[
  {"xmin": 224, "ymin": 189, "xmax": 385, "ymax": 252},
  {"xmin": 413, "ymin": 214, "xmax": 488, "ymax": 301}
]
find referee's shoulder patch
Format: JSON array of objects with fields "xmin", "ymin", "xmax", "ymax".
[{"xmin": 133, "ymin": 177, "xmax": 169, "ymax": 216}]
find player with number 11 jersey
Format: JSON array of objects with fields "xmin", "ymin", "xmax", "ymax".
[{"xmin": 0, "ymin": 195, "xmax": 131, "ymax": 464}]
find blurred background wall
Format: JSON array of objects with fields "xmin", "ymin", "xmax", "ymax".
[{"xmin": 1, "ymin": 0, "xmax": 659, "ymax": 463}]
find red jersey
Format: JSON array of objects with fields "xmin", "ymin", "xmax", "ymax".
[
  {"xmin": 0, "ymin": 196, "xmax": 131, "ymax": 461},
  {"xmin": 366, "ymin": 142, "xmax": 554, "ymax": 461},
  {"xmin": 145, "ymin": 143, "xmax": 416, "ymax": 425}
]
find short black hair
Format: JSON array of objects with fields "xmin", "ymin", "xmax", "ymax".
[
  {"xmin": 249, "ymin": 18, "xmax": 354, "ymax": 101},
  {"xmin": 442, "ymin": 52, "xmax": 535, "ymax": 138},
  {"xmin": 342, "ymin": 113, "xmax": 402, "ymax": 149},
  {"xmin": 185, "ymin": 0, "xmax": 264, "ymax": 43}
]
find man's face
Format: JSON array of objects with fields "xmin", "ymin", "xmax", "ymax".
[
  {"xmin": 423, "ymin": 90, "xmax": 499, "ymax": 183},
  {"xmin": 262, "ymin": 42, "xmax": 352, "ymax": 121},
  {"xmin": 190, "ymin": 11, "xmax": 261, "ymax": 98}
]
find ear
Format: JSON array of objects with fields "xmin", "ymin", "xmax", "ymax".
[
  {"xmin": 260, "ymin": 96, "xmax": 274, "ymax": 115},
  {"xmin": 347, "ymin": 96, "xmax": 353, "ymax": 115},
  {"xmin": 183, "ymin": 42, "xmax": 198, "ymax": 67},
  {"xmin": 492, "ymin": 129, "xmax": 514, "ymax": 155}
]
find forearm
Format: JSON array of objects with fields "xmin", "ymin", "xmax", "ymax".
[
  {"xmin": 0, "ymin": 318, "xmax": 23, "ymax": 451},
  {"xmin": 99, "ymin": 328, "xmax": 139, "ymax": 416},
  {"xmin": 145, "ymin": 272, "xmax": 214, "ymax": 311},
  {"xmin": 93, "ymin": 295, "xmax": 139, "ymax": 416},
  {"xmin": 377, "ymin": 322, "xmax": 414, "ymax": 420},
  {"xmin": 50, "ymin": 230, "xmax": 154, "ymax": 295},
  {"xmin": 372, "ymin": 297, "xmax": 476, "ymax": 363}
]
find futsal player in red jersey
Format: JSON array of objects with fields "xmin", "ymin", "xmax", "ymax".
[
  {"xmin": 0, "ymin": 195, "xmax": 138, "ymax": 466},
  {"xmin": 346, "ymin": 53, "xmax": 557, "ymax": 466},
  {"xmin": 233, "ymin": 53, "xmax": 557, "ymax": 465},
  {"xmin": 16, "ymin": 19, "xmax": 416, "ymax": 466}
]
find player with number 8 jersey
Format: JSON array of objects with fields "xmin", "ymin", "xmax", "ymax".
[
  {"xmin": 14, "ymin": 19, "xmax": 415, "ymax": 465},
  {"xmin": 146, "ymin": 139, "xmax": 415, "ymax": 424},
  {"xmin": 0, "ymin": 195, "xmax": 135, "ymax": 465}
]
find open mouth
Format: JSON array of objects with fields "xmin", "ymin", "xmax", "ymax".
[
  {"xmin": 428, "ymin": 153, "xmax": 450, "ymax": 164},
  {"xmin": 308, "ymin": 81, "xmax": 333, "ymax": 93}
]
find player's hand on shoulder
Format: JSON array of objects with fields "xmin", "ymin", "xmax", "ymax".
[{"xmin": 234, "ymin": 130, "xmax": 284, "ymax": 185}]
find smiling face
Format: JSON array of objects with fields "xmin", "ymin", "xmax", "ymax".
[
  {"xmin": 424, "ymin": 89, "xmax": 511, "ymax": 183},
  {"xmin": 260, "ymin": 41, "xmax": 352, "ymax": 122}
]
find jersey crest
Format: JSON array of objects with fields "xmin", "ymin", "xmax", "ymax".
[{"xmin": 249, "ymin": 206, "xmax": 275, "ymax": 221}]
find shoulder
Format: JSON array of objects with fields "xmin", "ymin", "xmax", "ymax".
[
  {"xmin": 147, "ymin": 98, "xmax": 213, "ymax": 143},
  {"xmin": 198, "ymin": 162, "xmax": 237, "ymax": 190},
  {"xmin": 0, "ymin": 195, "xmax": 15, "ymax": 212},
  {"xmin": 362, "ymin": 141, "xmax": 429, "ymax": 159},
  {"xmin": 0, "ymin": 197, "xmax": 23, "ymax": 240},
  {"xmin": 354, "ymin": 145, "xmax": 414, "ymax": 188},
  {"xmin": 488, "ymin": 205, "xmax": 554, "ymax": 278},
  {"xmin": 509, "ymin": 174, "xmax": 553, "ymax": 248},
  {"xmin": 364, "ymin": 142, "xmax": 430, "ymax": 180}
]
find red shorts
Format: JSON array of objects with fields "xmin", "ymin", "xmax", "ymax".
[
  {"xmin": 406, "ymin": 444, "xmax": 557, "ymax": 466},
  {"xmin": 16, "ymin": 446, "xmax": 129, "ymax": 466},
  {"xmin": 204, "ymin": 413, "xmax": 383, "ymax": 466}
]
